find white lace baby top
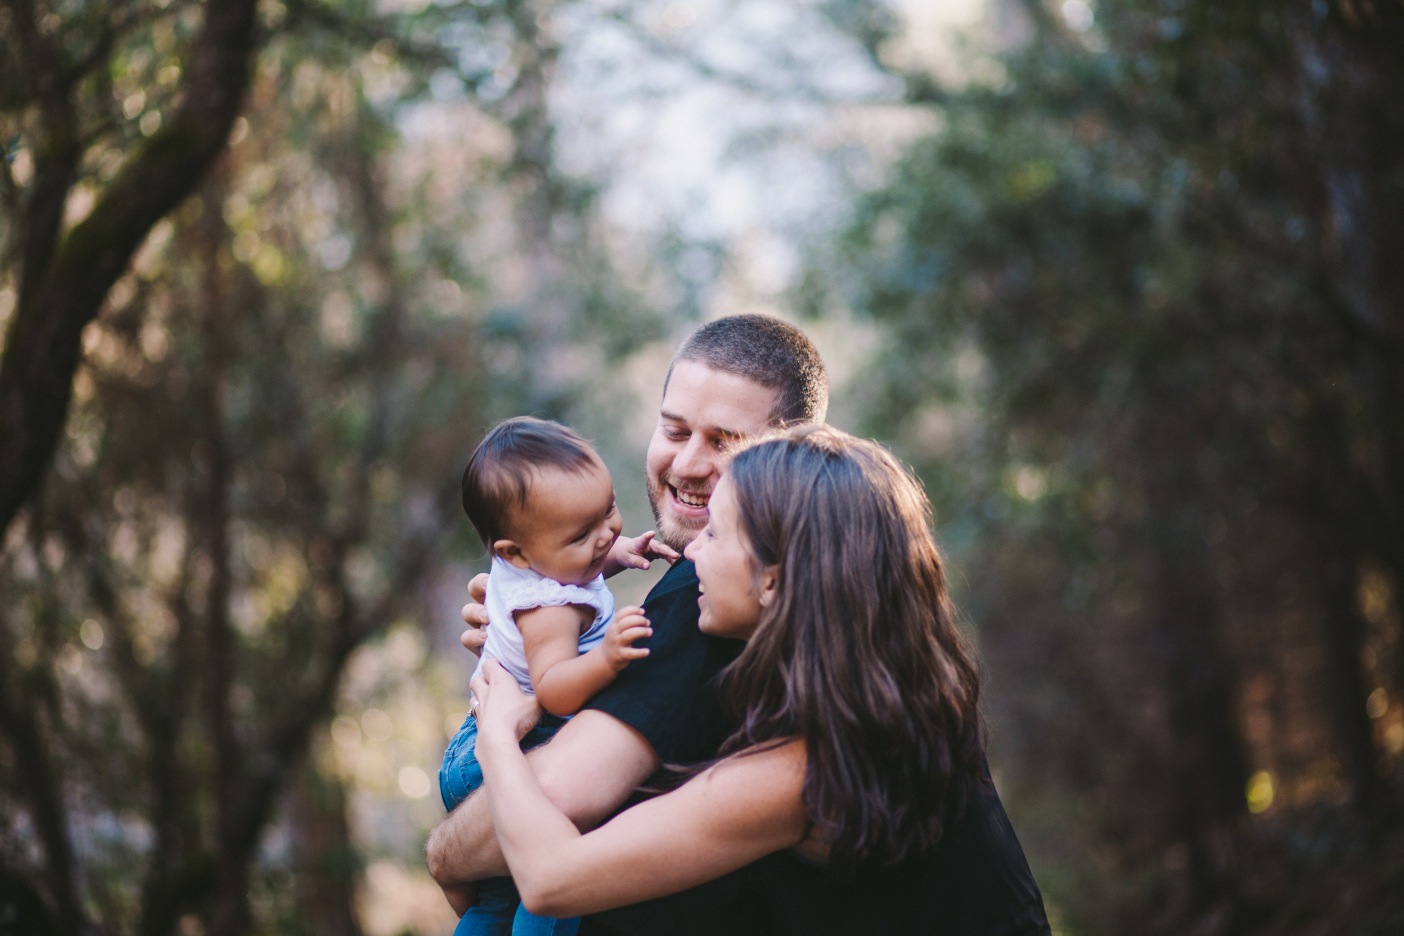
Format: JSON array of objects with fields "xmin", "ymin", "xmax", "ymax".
[{"xmin": 472, "ymin": 556, "xmax": 615, "ymax": 694}]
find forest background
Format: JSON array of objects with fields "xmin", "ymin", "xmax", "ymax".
[{"xmin": 3, "ymin": 1, "xmax": 1403, "ymax": 934}]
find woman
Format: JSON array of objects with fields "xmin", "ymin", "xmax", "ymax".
[{"xmin": 471, "ymin": 425, "xmax": 1049, "ymax": 934}]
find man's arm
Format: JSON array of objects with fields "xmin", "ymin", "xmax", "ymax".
[{"xmin": 425, "ymin": 708, "xmax": 660, "ymax": 886}]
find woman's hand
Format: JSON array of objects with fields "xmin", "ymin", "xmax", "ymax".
[{"xmin": 470, "ymin": 659, "xmax": 542, "ymax": 746}]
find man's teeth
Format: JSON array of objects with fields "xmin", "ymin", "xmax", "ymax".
[{"xmin": 675, "ymin": 490, "xmax": 708, "ymax": 508}]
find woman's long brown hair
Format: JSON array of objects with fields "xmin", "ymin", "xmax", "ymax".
[{"xmin": 718, "ymin": 425, "xmax": 983, "ymax": 868}]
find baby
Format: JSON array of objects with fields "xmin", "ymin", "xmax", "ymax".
[{"xmin": 438, "ymin": 416, "xmax": 672, "ymax": 935}]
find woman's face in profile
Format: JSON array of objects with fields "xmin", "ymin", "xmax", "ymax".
[{"xmin": 685, "ymin": 474, "xmax": 770, "ymax": 640}]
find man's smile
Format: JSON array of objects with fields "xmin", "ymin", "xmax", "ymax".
[{"xmin": 672, "ymin": 486, "xmax": 709, "ymax": 509}]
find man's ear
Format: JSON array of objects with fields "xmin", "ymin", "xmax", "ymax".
[
  {"xmin": 757, "ymin": 564, "xmax": 780, "ymax": 608},
  {"xmin": 493, "ymin": 539, "xmax": 531, "ymax": 570}
]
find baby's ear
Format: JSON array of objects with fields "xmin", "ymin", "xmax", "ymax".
[{"xmin": 493, "ymin": 539, "xmax": 531, "ymax": 570}]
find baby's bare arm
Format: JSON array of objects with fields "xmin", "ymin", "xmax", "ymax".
[
  {"xmin": 519, "ymin": 605, "xmax": 651, "ymax": 716},
  {"xmin": 603, "ymin": 531, "xmax": 680, "ymax": 577}
]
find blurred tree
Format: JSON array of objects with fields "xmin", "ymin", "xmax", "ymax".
[
  {"xmin": 0, "ymin": 54, "xmax": 467, "ymax": 936},
  {"xmin": 817, "ymin": 0, "xmax": 1404, "ymax": 933},
  {"xmin": 0, "ymin": 1, "xmax": 670, "ymax": 933},
  {"xmin": 0, "ymin": 0, "xmax": 259, "ymax": 540}
]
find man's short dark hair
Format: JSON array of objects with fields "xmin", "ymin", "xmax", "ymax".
[
  {"xmin": 461, "ymin": 417, "xmax": 598, "ymax": 546},
  {"xmin": 665, "ymin": 314, "xmax": 829, "ymax": 426}
]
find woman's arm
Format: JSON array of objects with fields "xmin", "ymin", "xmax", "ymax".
[
  {"xmin": 472, "ymin": 660, "xmax": 809, "ymax": 917},
  {"xmin": 519, "ymin": 604, "xmax": 652, "ymax": 716}
]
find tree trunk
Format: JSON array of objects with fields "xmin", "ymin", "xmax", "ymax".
[
  {"xmin": 1154, "ymin": 527, "xmax": 1249, "ymax": 912},
  {"xmin": 1319, "ymin": 549, "xmax": 1382, "ymax": 814},
  {"xmin": 0, "ymin": 0, "xmax": 259, "ymax": 537},
  {"xmin": 291, "ymin": 765, "xmax": 364, "ymax": 936}
]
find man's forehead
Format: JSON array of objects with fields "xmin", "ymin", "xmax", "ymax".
[{"xmin": 659, "ymin": 361, "xmax": 778, "ymax": 433}]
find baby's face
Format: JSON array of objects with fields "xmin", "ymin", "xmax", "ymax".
[{"xmin": 508, "ymin": 457, "xmax": 623, "ymax": 586}]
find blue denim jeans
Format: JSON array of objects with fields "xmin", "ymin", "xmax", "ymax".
[{"xmin": 440, "ymin": 711, "xmax": 579, "ymax": 936}]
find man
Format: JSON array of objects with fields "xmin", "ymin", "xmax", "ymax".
[{"xmin": 426, "ymin": 314, "xmax": 1050, "ymax": 935}]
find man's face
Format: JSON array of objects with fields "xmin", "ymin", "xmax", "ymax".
[{"xmin": 645, "ymin": 360, "xmax": 779, "ymax": 552}]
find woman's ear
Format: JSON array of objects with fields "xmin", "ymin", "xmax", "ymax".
[
  {"xmin": 757, "ymin": 564, "xmax": 780, "ymax": 608},
  {"xmin": 493, "ymin": 539, "xmax": 531, "ymax": 570}
]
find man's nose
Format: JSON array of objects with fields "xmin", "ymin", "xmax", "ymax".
[{"xmin": 672, "ymin": 436, "xmax": 713, "ymax": 481}]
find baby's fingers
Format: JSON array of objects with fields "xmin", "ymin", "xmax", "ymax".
[
  {"xmin": 620, "ymin": 549, "xmax": 652, "ymax": 570},
  {"xmin": 645, "ymin": 534, "xmax": 681, "ymax": 562},
  {"xmin": 613, "ymin": 621, "xmax": 654, "ymax": 649}
]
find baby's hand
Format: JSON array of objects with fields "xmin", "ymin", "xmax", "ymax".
[
  {"xmin": 606, "ymin": 531, "xmax": 681, "ymax": 575},
  {"xmin": 602, "ymin": 606, "xmax": 652, "ymax": 671}
]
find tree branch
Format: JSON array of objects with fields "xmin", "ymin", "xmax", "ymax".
[{"xmin": 0, "ymin": 0, "xmax": 260, "ymax": 538}]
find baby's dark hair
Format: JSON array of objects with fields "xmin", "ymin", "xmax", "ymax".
[{"xmin": 461, "ymin": 417, "xmax": 599, "ymax": 547}]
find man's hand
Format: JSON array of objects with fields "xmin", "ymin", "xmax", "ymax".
[
  {"xmin": 460, "ymin": 572, "xmax": 490, "ymax": 656},
  {"xmin": 605, "ymin": 531, "xmax": 681, "ymax": 577},
  {"xmin": 601, "ymin": 606, "xmax": 652, "ymax": 671}
]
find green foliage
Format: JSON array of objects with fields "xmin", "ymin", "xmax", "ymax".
[
  {"xmin": 1, "ymin": 1, "xmax": 672, "ymax": 932},
  {"xmin": 820, "ymin": 1, "xmax": 1404, "ymax": 933}
]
